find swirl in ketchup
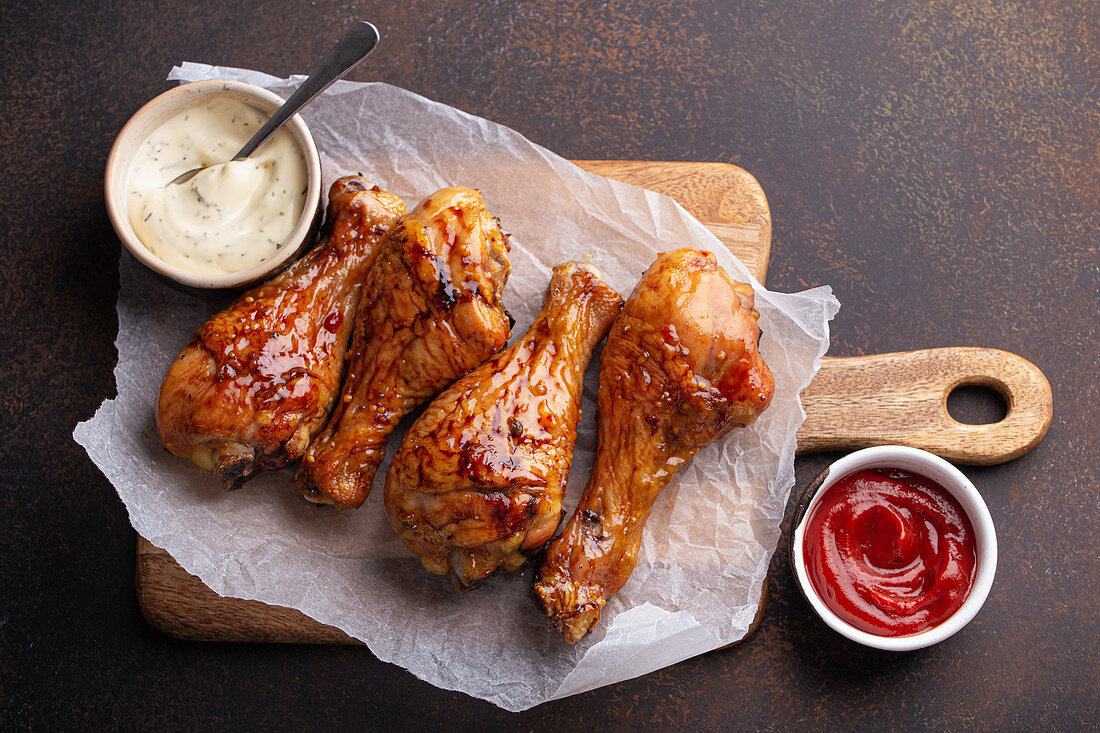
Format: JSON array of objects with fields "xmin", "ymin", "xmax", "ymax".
[{"xmin": 802, "ymin": 468, "xmax": 977, "ymax": 637}]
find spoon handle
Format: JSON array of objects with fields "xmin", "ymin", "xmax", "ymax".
[{"xmin": 234, "ymin": 21, "xmax": 380, "ymax": 161}]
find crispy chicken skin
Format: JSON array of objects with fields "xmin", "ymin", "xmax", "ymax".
[
  {"xmin": 385, "ymin": 263, "xmax": 622, "ymax": 588},
  {"xmin": 533, "ymin": 249, "xmax": 775, "ymax": 643},
  {"xmin": 156, "ymin": 177, "xmax": 407, "ymax": 489},
  {"xmin": 296, "ymin": 187, "xmax": 512, "ymax": 509}
]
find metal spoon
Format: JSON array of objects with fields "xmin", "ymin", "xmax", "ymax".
[{"xmin": 168, "ymin": 21, "xmax": 380, "ymax": 186}]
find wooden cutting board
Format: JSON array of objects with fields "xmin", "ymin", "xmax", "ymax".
[{"xmin": 136, "ymin": 161, "xmax": 1052, "ymax": 644}]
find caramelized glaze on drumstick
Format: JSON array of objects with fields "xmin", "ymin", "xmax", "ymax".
[
  {"xmin": 385, "ymin": 263, "xmax": 622, "ymax": 588},
  {"xmin": 156, "ymin": 177, "xmax": 406, "ymax": 489},
  {"xmin": 297, "ymin": 187, "xmax": 512, "ymax": 509},
  {"xmin": 533, "ymin": 249, "xmax": 774, "ymax": 642}
]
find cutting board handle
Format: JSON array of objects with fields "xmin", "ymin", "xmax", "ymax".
[{"xmin": 796, "ymin": 347, "xmax": 1053, "ymax": 465}]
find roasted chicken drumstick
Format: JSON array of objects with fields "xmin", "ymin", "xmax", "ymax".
[
  {"xmin": 156, "ymin": 177, "xmax": 407, "ymax": 489},
  {"xmin": 385, "ymin": 262, "xmax": 622, "ymax": 588},
  {"xmin": 533, "ymin": 249, "xmax": 775, "ymax": 643},
  {"xmin": 297, "ymin": 187, "xmax": 512, "ymax": 509}
]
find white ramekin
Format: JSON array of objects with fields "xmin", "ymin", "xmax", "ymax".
[
  {"xmin": 104, "ymin": 79, "xmax": 323, "ymax": 289},
  {"xmin": 789, "ymin": 445, "xmax": 998, "ymax": 651}
]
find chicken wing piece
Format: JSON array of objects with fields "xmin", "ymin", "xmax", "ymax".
[
  {"xmin": 297, "ymin": 187, "xmax": 512, "ymax": 509},
  {"xmin": 156, "ymin": 177, "xmax": 407, "ymax": 489},
  {"xmin": 533, "ymin": 249, "xmax": 775, "ymax": 642},
  {"xmin": 385, "ymin": 262, "xmax": 622, "ymax": 588}
]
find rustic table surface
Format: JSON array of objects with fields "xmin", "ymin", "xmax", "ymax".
[{"xmin": 3, "ymin": 0, "xmax": 1097, "ymax": 728}]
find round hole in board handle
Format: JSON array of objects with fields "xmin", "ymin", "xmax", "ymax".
[{"xmin": 947, "ymin": 384, "xmax": 1008, "ymax": 425}]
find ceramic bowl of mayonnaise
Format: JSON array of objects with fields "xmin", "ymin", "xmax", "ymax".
[{"xmin": 105, "ymin": 80, "xmax": 323, "ymax": 289}]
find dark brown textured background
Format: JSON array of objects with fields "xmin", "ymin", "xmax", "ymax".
[{"xmin": 2, "ymin": 0, "xmax": 1097, "ymax": 729}]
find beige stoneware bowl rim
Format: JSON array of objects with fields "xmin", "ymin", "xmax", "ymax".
[
  {"xmin": 104, "ymin": 79, "xmax": 322, "ymax": 289},
  {"xmin": 790, "ymin": 445, "xmax": 998, "ymax": 652}
]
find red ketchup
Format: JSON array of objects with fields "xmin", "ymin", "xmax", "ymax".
[{"xmin": 802, "ymin": 468, "xmax": 977, "ymax": 637}]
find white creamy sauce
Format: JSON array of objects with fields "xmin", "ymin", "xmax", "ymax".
[{"xmin": 126, "ymin": 95, "xmax": 308, "ymax": 275}]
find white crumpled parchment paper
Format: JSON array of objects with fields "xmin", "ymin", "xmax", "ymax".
[{"xmin": 74, "ymin": 62, "xmax": 839, "ymax": 711}]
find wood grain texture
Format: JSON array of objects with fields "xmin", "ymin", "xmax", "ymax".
[
  {"xmin": 800, "ymin": 348, "xmax": 1053, "ymax": 464},
  {"xmin": 573, "ymin": 160, "xmax": 772, "ymax": 280}
]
